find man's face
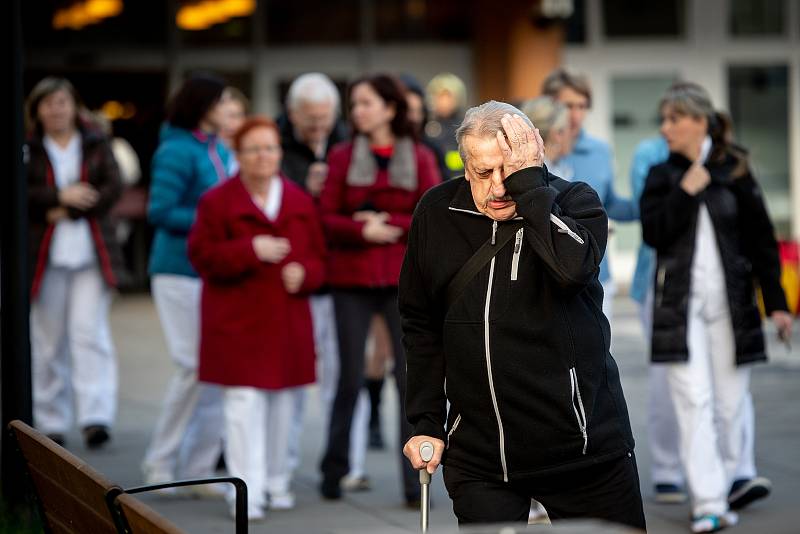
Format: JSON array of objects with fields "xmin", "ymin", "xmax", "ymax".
[
  {"xmin": 463, "ymin": 135, "xmax": 516, "ymax": 221},
  {"xmin": 556, "ymin": 87, "xmax": 589, "ymax": 140},
  {"xmin": 289, "ymin": 100, "xmax": 336, "ymax": 145}
]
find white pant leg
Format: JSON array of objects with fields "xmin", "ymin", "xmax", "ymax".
[
  {"xmin": 705, "ymin": 303, "xmax": 750, "ymax": 487},
  {"xmin": 144, "ymin": 275, "xmax": 223, "ymax": 479},
  {"xmin": 287, "ymin": 387, "xmax": 306, "ymax": 473},
  {"xmin": 224, "ymin": 387, "xmax": 267, "ymax": 510},
  {"xmin": 348, "ymin": 390, "xmax": 370, "ymax": 479},
  {"xmin": 735, "ymin": 393, "xmax": 756, "ymax": 480},
  {"xmin": 68, "ymin": 266, "xmax": 117, "ymax": 428},
  {"xmin": 640, "ymin": 290, "xmax": 684, "ymax": 486},
  {"xmin": 667, "ymin": 295, "xmax": 729, "ymax": 517},
  {"xmin": 313, "ymin": 294, "xmax": 339, "ymax": 412},
  {"xmin": 264, "ymin": 389, "xmax": 295, "ymax": 497},
  {"xmin": 31, "ymin": 267, "xmax": 72, "ymax": 434}
]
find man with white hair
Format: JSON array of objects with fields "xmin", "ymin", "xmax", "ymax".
[
  {"xmin": 400, "ymin": 101, "xmax": 645, "ymax": 528},
  {"xmin": 279, "ymin": 72, "xmax": 347, "ymax": 197}
]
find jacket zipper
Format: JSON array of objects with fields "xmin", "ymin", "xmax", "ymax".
[
  {"xmin": 484, "ymin": 245, "xmax": 509, "ymax": 481},
  {"xmin": 569, "ymin": 367, "xmax": 588, "ymax": 454},
  {"xmin": 491, "ymin": 220, "xmax": 498, "ymax": 245},
  {"xmin": 511, "ymin": 228, "xmax": 523, "ymax": 281},
  {"xmin": 446, "ymin": 414, "xmax": 462, "ymax": 450}
]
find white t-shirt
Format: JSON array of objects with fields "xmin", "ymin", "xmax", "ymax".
[{"xmin": 44, "ymin": 134, "xmax": 95, "ymax": 269}]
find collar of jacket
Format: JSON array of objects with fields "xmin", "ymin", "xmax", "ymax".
[
  {"xmin": 227, "ymin": 173, "xmax": 308, "ymax": 226},
  {"xmin": 346, "ymin": 135, "xmax": 417, "ymax": 191},
  {"xmin": 447, "ymin": 165, "xmax": 550, "ymax": 217},
  {"xmin": 666, "ymin": 146, "xmax": 745, "ymax": 185}
]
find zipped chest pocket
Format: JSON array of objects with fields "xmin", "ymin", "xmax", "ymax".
[{"xmin": 510, "ymin": 228, "xmax": 524, "ymax": 281}]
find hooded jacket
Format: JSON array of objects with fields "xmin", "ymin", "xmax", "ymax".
[{"xmin": 400, "ymin": 166, "xmax": 635, "ymax": 481}]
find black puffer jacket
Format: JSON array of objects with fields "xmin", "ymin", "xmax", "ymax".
[
  {"xmin": 400, "ymin": 166, "xmax": 635, "ymax": 482},
  {"xmin": 640, "ymin": 146, "xmax": 788, "ymax": 365}
]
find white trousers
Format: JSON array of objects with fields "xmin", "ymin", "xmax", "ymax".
[
  {"xmin": 667, "ymin": 291, "xmax": 750, "ymax": 516},
  {"xmin": 224, "ymin": 387, "xmax": 295, "ymax": 509},
  {"xmin": 640, "ymin": 292, "xmax": 757, "ymax": 486},
  {"xmin": 31, "ymin": 264, "xmax": 117, "ymax": 433},
  {"xmin": 142, "ymin": 275, "xmax": 224, "ymax": 479}
]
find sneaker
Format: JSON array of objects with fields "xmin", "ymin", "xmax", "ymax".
[
  {"xmin": 528, "ymin": 500, "xmax": 549, "ymax": 524},
  {"xmin": 691, "ymin": 512, "xmax": 738, "ymax": 533},
  {"xmin": 142, "ymin": 468, "xmax": 179, "ymax": 497},
  {"xmin": 341, "ymin": 475, "xmax": 371, "ymax": 492},
  {"xmin": 82, "ymin": 425, "xmax": 110, "ymax": 449},
  {"xmin": 654, "ymin": 483, "xmax": 689, "ymax": 504},
  {"xmin": 268, "ymin": 492, "xmax": 295, "ymax": 510},
  {"xmin": 320, "ymin": 478, "xmax": 342, "ymax": 500},
  {"xmin": 46, "ymin": 433, "xmax": 66, "ymax": 447},
  {"xmin": 182, "ymin": 482, "xmax": 227, "ymax": 499},
  {"xmin": 728, "ymin": 477, "xmax": 771, "ymax": 510},
  {"xmin": 229, "ymin": 501, "xmax": 265, "ymax": 522}
]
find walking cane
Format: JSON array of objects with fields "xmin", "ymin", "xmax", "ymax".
[{"xmin": 419, "ymin": 441, "xmax": 434, "ymax": 533}]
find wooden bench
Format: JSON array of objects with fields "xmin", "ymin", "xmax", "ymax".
[{"xmin": 9, "ymin": 420, "xmax": 248, "ymax": 534}]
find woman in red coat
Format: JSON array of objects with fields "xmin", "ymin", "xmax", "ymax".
[
  {"xmin": 188, "ymin": 117, "xmax": 325, "ymax": 520},
  {"xmin": 318, "ymin": 74, "xmax": 441, "ymax": 504}
]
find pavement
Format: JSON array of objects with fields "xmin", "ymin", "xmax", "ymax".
[{"xmin": 58, "ymin": 293, "xmax": 799, "ymax": 533}]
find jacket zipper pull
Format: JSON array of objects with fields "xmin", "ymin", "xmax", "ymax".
[{"xmin": 491, "ymin": 220, "xmax": 498, "ymax": 245}]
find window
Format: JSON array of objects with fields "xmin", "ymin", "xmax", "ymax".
[
  {"xmin": 602, "ymin": 0, "xmax": 685, "ymax": 39},
  {"xmin": 730, "ymin": 0, "xmax": 786, "ymax": 37},
  {"xmin": 265, "ymin": 0, "xmax": 359, "ymax": 44},
  {"xmin": 728, "ymin": 65, "xmax": 791, "ymax": 236},
  {"xmin": 374, "ymin": 0, "xmax": 470, "ymax": 42}
]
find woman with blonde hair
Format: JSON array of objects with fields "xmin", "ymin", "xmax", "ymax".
[{"xmin": 521, "ymin": 96, "xmax": 571, "ymax": 179}]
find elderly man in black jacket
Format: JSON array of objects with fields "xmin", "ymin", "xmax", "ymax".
[{"xmin": 400, "ymin": 101, "xmax": 645, "ymax": 529}]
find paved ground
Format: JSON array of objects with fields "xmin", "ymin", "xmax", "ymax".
[{"xmin": 59, "ymin": 293, "xmax": 799, "ymax": 533}]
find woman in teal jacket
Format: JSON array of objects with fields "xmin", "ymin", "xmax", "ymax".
[{"xmin": 142, "ymin": 75, "xmax": 233, "ymax": 492}]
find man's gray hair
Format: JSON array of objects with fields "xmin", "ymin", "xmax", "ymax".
[
  {"xmin": 286, "ymin": 72, "xmax": 340, "ymax": 114},
  {"xmin": 456, "ymin": 100, "xmax": 533, "ymax": 163}
]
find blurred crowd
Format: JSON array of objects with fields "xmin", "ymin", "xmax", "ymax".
[{"xmin": 24, "ymin": 65, "xmax": 794, "ymax": 531}]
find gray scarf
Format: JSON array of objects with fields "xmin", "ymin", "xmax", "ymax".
[{"xmin": 345, "ymin": 135, "xmax": 417, "ymax": 191}]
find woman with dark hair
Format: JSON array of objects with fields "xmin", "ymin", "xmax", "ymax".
[
  {"xmin": 189, "ymin": 117, "xmax": 326, "ymax": 520},
  {"xmin": 26, "ymin": 76, "xmax": 122, "ymax": 449},
  {"xmin": 141, "ymin": 74, "xmax": 232, "ymax": 493},
  {"xmin": 641, "ymin": 82, "xmax": 792, "ymax": 532},
  {"xmin": 318, "ymin": 74, "xmax": 441, "ymax": 506}
]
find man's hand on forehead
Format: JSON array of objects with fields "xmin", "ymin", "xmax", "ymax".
[{"xmin": 496, "ymin": 114, "xmax": 545, "ymax": 177}]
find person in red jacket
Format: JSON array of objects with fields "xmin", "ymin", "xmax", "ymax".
[
  {"xmin": 318, "ymin": 74, "xmax": 441, "ymax": 505},
  {"xmin": 188, "ymin": 117, "xmax": 326, "ymax": 521}
]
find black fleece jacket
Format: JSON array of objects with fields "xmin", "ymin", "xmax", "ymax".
[{"xmin": 400, "ymin": 166, "xmax": 635, "ymax": 482}]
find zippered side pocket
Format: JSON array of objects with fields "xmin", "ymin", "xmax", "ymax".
[
  {"xmin": 510, "ymin": 228, "xmax": 523, "ymax": 281},
  {"xmin": 446, "ymin": 414, "xmax": 462, "ymax": 450},
  {"xmin": 569, "ymin": 367, "xmax": 588, "ymax": 455}
]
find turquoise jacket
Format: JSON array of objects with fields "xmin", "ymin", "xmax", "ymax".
[
  {"xmin": 629, "ymin": 136, "xmax": 670, "ymax": 304},
  {"xmin": 147, "ymin": 124, "xmax": 231, "ymax": 277},
  {"xmin": 561, "ymin": 130, "xmax": 637, "ymax": 283}
]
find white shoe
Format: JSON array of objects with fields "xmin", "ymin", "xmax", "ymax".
[
  {"xmin": 182, "ymin": 482, "xmax": 227, "ymax": 499},
  {"xmin": 269, "ymin": 492, "xmax": 295, "ymax": 510},
  {"xmin": 229, "ymin": 501, "xmax": 266, "ymax": 522},
  {"xmin": 142, "ymin": 468, "xmax": 178, "ymax": 497}
]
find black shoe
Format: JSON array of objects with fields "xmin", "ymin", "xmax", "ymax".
[
  {"xmin": 728, "ymin": 477, "xmax": 771, "ymax": 510},
  {"xmin": 46, "ymin": 433, "xmax": 65, "ymax": 447},
  {"xmin": 216, "ymin": 452, "xmax": 226, "ymax": 471},
  {"xmin": 82, "ymin": 425, "xmax": 110, "ymax": 449},
  {"xmin": 368, "ymin": 426, "xmax": 385, "ymax": 450},
  {"xmin": 320, "ymin": 478, "xmax": 342, "ymax": 500}
]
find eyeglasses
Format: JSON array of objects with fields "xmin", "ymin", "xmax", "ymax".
[{"xmin": 239, "ymin": 144, "xmax": 281, "ymax": 156}]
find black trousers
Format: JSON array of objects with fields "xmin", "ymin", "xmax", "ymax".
[
  {"xmin": 443, "ymin": 452, "xmax": 646, "ymax": 531},
  {"xmin": 320, "ymin": 288, "xmax": 418, "ymax": 500}
]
